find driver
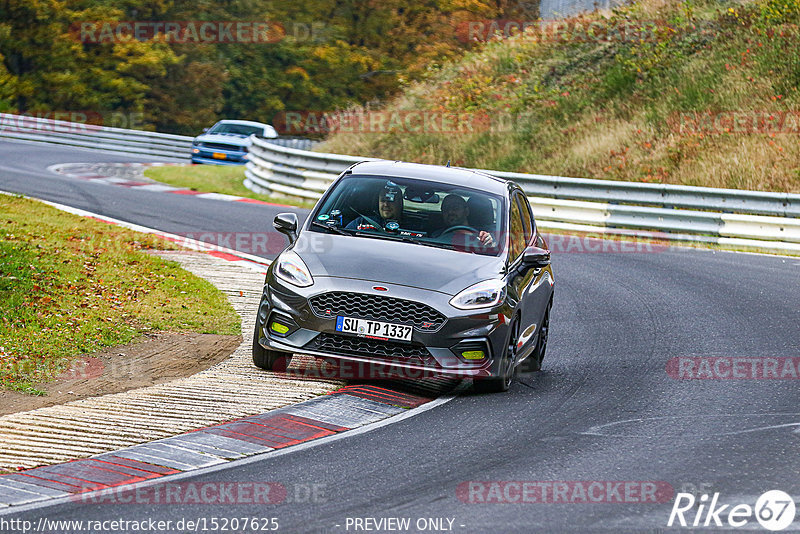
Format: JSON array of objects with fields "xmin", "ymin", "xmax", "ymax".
[
  {"xmin": 433, "ymin": 194, "xmax": 494, "ymax": 246},
  {"xmin": 346, "ymin": 182, "xmax": 403, "ymax": 231}
]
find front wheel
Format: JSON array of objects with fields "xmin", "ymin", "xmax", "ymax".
[
  {"xmin": 473, "ymin": 320, "xmax": 518, "ymax": 393},
  {"xmin": 252, "ymin": 322, "xmax": 292, "ymax": 371},
  {"xmin": 520, "ymin": 302, "xmax": 551, "ymax": 373}
]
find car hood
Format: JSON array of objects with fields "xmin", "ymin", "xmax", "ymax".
[
  {"xmin": 194, "ymin": 133, "xmax": 251, "ymax": 147},
  {"xmin": 293, "ymin": 233, "xmax": 505, "ymax": 296}
]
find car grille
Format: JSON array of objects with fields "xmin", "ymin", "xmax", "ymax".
[
  {"xmin": 308, "ymin": 292, "xmax": 446, "ymax": 331},
  {"xmin": 200, "ymin": 142, "xmax": 241, "ymax": 151},
  {"xmin": 309, "ymin": 333, "xmax": 435, "ymax": 366}
]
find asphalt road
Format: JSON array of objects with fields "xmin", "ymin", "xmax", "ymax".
[
  {"xmin": 0, "ymin": 141, "xmax": 304, "ymax": 259},
  {"xmin": 2, "ymin": 140, "xmax": 799, "ymax": 533}
]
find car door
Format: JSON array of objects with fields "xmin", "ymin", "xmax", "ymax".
[
  {"xmin": 504, "ymin": 191, "xmax": 534, "ymax": 353},
  {"xmin": 511, "ymin": 190, "xmax": 551, "ymax": 359},
  {"xmin": 517, "ymin": 193, "xmax": 553, "ymax": 358}
]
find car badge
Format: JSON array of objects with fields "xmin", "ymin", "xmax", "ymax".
[
  {"xmin": 373, "ymin": 286, "xmax": 388, "ymax": 291},
  {"xmin": 422, "ymin": 321, "xmax": 433, "ymax": 328},
  {"xmin": 386, "ymin": 221, "xmax": 399, "ymax": 231},
  {"xmin": 324, "ymin": 308, "xmax": 332, "ymax": 316},
  {"xmin": 317, "ymin": 214, "xmax": 330, "ymax": 221}
]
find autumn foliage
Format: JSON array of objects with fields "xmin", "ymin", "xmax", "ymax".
[{"xmin": 0, "ymin": 0, "xmax": 512, "ymax": 135}]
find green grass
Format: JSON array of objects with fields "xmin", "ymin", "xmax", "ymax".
[
  {"xmin": 0, "ymin": 195, "xmax": 240, "ymax": 395},
  {"xmin": 144, "ymin": 164, "xmax": 316, "ymax": 208},
  {"xmin": 321, "ymin": 0, "xmax": 800, "ymax": 193}
]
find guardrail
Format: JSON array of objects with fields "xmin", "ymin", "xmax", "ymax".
[
  {"xmin": 245, "ymin": 136, "xmax": 800, "ymax": 253},
  {"xmin": 0, "ymin": 113, "xmax": 315, "ymax": 159},
  {"xmin": 0, "ymin": 113, "xmax": 193, "ymax": 159}
]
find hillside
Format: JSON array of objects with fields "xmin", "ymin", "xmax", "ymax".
[{"xmin": 321, "ymin": 0, "xmax": 800, "ymax": 192}]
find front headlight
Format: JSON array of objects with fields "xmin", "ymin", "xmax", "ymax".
[
  {"xmin": 450, "ymin": 279, "xmax": 506, "ymax": 310},
  {"xmin": 275, "ymin": 250, "xmax": 313, "ymax": 287}
]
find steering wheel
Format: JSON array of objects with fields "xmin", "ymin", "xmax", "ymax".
[
  {"xmin": 353, "ymin": 212, "xmax": 387, "ymax": 232},
  {"xmin": 439, "ymin": 225, "xmax": 479, "ymax": 236}
]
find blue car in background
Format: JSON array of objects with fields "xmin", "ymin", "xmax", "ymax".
[{"xmin": 191, "ymin": 119, "xmax": 277, "ymax": 165}]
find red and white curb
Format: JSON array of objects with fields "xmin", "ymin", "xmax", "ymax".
[
  {"xmin": 0, "ymin": 193, "xmax": 464, "ymax": 510},
  {"xmin": 0, "ymin": 383, "xmax": 462, "ymax": 510},
  {"xmin": 47, "ymin": 162, "xmax": 295, "ymax": 209}
]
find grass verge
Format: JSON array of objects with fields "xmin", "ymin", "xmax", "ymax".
[
  {"xmin": 144, "ymin": 164, "xmax": 316, "ymax": 208},
  {"xmin": 320, "ymin": 0, "xmax": 800, "ymax": 193},
  {"xmin": 0, "ymin": 194, "xmax": 241, "ymax": 395}
]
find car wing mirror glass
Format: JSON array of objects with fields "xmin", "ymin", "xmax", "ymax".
[
  {"xmin": 274, "ymin": 212, "xmax": 299, "ymax": 244},
  {"xmin": 522, "ymin": 246, "xmax": 550, "ymax": 268}
]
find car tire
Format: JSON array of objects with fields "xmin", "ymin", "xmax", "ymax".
[
  {"xmin": 520, "ymin": 301, "xmax": 551, "ymax": 373},
  {"xmin": 252, "ymin": 322, "xmax": 292, "ymax": 371},
  {"xmin": 474, "ymin": 319, "xmax": 518, "ymax": 393}
]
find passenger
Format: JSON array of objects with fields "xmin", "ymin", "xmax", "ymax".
[{"xmin": 432, "ymin": 194, "xmax": 494, "ymax": 247}]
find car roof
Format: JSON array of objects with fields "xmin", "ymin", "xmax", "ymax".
[
  {"xmin": 348, "ymin": 160, "xmax": 509, "ymax": 196},
  {"xmin": 214, "ymin": 119, "xmax": 270, "ymax": 129}
]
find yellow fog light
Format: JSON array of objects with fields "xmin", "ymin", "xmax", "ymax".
[
  {"xmin": 462, "ymin": 350, "xmax": 485, "ymax": 360},
  {"xmin": 270, "ymin": 321, "xmax": 290, "ymax": 335}
]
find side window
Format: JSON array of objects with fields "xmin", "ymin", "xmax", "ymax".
[
  {"xmin": 515, "ymin": 193, "xmax": 533, "ymax": 245},
  {"xmin": 509, "ymin": 195, "xmax": 526, "ymax": 262}
]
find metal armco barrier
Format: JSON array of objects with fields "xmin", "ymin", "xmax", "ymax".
[
  {"xmin": 245, "ymin": 136, "xmax": 800, "ymax": 254},
  {"xmin": 0, "ymin": 113, "xmax": 315, "ymax": 160},
  {"xmin": 0, "ymin": 113, "xmax": 193, "ymax": 159}
]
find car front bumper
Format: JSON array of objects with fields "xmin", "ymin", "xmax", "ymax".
[
  {"xmin": 256, "ymin": 275, "xmax": 513, "ymax": 379},
  {"xmin": 191, "ymin": 148, "xmax": 248, "ymax": 165}
]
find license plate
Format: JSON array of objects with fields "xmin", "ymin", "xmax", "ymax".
[
  {"xmin": 335, "ymin": 316, "xmax": 412, "ymax": 342},
  {"xmin": 212, "ymin": 152, "xmax": 227, "ymax": 159}
]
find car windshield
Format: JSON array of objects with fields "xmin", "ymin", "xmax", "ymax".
[
  {"xmin": 310, "ymin": 175, "xmax": 506, "ymax": 256},
  {"xmin": 208, "ymin": 123, "xmax": 262, "ymax": 136}
]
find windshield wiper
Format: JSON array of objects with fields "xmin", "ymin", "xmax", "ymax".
[
  {"xmin": 412, "ymin": 240, "xmax": 458, "ymax": 251},
  {"xmin": 313, "ymin": 222, "xmax": 461, "ymax": 251},
  {"xmin": 310, "ymin": 221, "xmax": 353, "ymax": 236},
  {"xmin": 355, "ymin": 232, "xmax": 454, "ymax": 250}
]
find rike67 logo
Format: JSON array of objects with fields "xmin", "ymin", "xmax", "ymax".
[{"xmin": 668, "ymin": 490, "xmax": 796, "ymax": 531}]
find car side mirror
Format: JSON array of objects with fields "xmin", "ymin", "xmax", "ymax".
[
  {"xmin": 273, "ymin": 213, "xmax": 298, "ymax": 244},
  {"xmin": 522, "ymin": 246, "xmax": 550, "ymax": 269}
]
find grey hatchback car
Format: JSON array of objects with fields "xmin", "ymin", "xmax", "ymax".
[{"xmin": 253, "ymin": 160, "xmax": 554, "ymax": 392}]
